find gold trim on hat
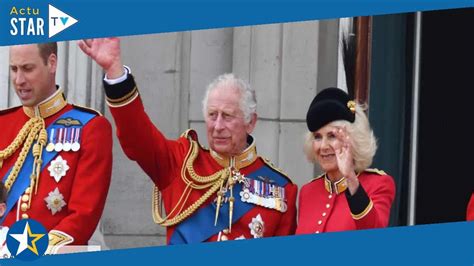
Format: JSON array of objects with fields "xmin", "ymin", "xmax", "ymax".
[
  {"xmin": 23, "ymin": 88, "xmax": 67, "ymax": 119},
  {"xmin": 347, "ymin": 100, "xmax": 356, "ymax": 113}
]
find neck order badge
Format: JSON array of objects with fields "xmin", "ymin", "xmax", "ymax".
[{"xmin": 6, "ymin": 219, "xmax": 48, "ymax": 261}]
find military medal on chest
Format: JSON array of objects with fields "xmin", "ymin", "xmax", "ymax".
[
  {"xmin": 47, "ymin": 155, "xmax": 70, "ymax": 183},
  {"xmin": 45, "ymin": 128, "xmax": 56, "ymax": 152},
  {"xmin": 238, "ymin": 175, "xmax": 288, "ymax": 213},
  {"xmin": 45, "ymin": 118, "xmax": 83, "ymax": 153},
  {"xmin": 44, "ymin": 187, "xmax": 67, "ymax": 215},
  {"xmin": 63, "ymin": 128, "xmax": 72, "ymax": 152},
  {"xmin": 54, "ymin": 128, "xmax": 64, "ymax": 152},
  {"xmin": 214, "ymin": 168, "xmax": 249, "ymax": 232},
  {"xmin": 249, "ymin": 213, "xmax": 265, "ymax": 238},
  {"xmin": 214, "ymin": 168, "xmax": 287, "ymax": 236},
  {"xmin": 71, "ymin": 128, "xmax": 81, "ymax": 152}
]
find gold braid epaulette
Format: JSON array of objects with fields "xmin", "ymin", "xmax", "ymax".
[
  {"xmin": 0, "ymin": 117, "xmax": 47, "ymax": 200},
  {"xmin": 152, "ymin": 139, "xmax": 230, "ymax": 227},
  {"xmin": 261, "ymin": 157, "xmax": 294, "ymax": 184},
  {"xmin": 364, "ymin": 168, "xmax": 387, "ymax": 175}
]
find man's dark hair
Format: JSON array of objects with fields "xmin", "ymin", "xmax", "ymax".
[{"xmin": 37, "ymin": 42, "xmax": 58, "ymax": 65}]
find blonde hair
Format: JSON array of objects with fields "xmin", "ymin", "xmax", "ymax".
[{"xmin": 303, "ymin": 103, "xmax": 377, "ymax": 172}]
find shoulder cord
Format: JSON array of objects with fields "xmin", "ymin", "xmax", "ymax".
[
  {"xmin": 0, "ymin": 117, "xmax": 47, "ymax": 208},
  {"xmin": 152, "ymin": 139, "xmax": 230, "ymax": 227}
]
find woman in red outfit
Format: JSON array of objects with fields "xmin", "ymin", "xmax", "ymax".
[{"xmin": 296, "ymin": 87, "xmax": 396, "ymax": 235}]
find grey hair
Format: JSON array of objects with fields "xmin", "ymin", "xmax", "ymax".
[
  {"xmin": 303, "ymin": 103, "xmax": 377, "ymax": 172},
  {"xmin": 202, "ymin": 73, "xmax": 257, "ymax": 123}
]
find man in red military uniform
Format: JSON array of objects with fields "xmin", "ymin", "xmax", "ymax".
[
  {"xmin": 0, "ymin": 43, "xmax": 112, "ymax": 251},
  {"xmin": 79, "ymin": 38, "xmax": 297, "ymax": 244}
]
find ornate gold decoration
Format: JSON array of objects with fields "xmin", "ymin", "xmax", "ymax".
[
  {"xmin": 46, "ymin": 230, "xmax": 74, "ymax": 254},
  {"xmin": 324, "ymin": 175, "xmax": 348, "ymax": 195},
  {"xmin": 152, "ymin": 134, "xmax": 263, "ymax": 231},
  {"xmin": 210, "ymin": 140, "xmax": 257, "ymax": 170},
  {"xmin": 23, "ymin": 89, "xmax": 67, "ymax": 119},
  {"xmin": 347, "ymin": 100, "xmax": 356, "ymax": 113},
  {"xmin": 54, "ymin": 118, "xmax": 82, "ymax": 127},
  {"xmin": 152, "ymin": 139, "xmax": 230, "ymax": 227},
  {"xmin": 0, "ymin": 117, "xmax": 47, "ymax": 204},
  {"xmin": 0, "ymin": 90, "xmax": 66, "ymax": 210}
]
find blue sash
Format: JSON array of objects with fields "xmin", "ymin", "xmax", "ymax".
[
  {"xmin": 1, "ymin": 109, "xmax": 96, "ymax": 224},
  {"xmin": 169, "ymin": 164, "xmax": 289, "ymax": 244}
]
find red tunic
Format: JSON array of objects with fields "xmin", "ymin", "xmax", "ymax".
[
  {"xmin": 296, "ymin": 170, "xmax": 395, "ymax": 234},
  {"xmin": 467, "ymin": 193, "xmax": 474, "ymax": 221},
  {"xmin": 104, "ymin": 74, "xmax": 297, "ymax": 244},
  {"xmin": 0, "ymin": 103, "xmax": 112, "ymax": 245}
]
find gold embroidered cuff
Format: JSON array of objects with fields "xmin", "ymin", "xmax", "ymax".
[
  {"xmin": 46, "ymin": 230, "xmax": 74, "ymax": 254},
  {"xmin": 351, "ymin": 200, "xmax": 374, "ymax": 220},
  {"xmin": 106, "ymin": 86, "xmax": 139, "ymax": 106}
]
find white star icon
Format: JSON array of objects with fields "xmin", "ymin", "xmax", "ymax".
[{"xmin": 10, "ymin": 222, "xmax": 29, "ymax": 256}]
